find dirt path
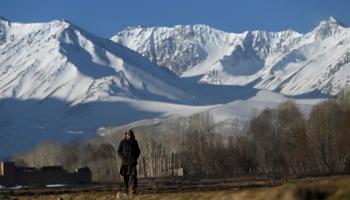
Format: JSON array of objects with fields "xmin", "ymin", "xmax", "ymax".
[{"xmin": 1, "ymin": 175, "xmax": 350, "ymax": 200}]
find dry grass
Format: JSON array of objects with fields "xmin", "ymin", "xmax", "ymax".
[{"xmin": 6, "ymin": 175, "xmax": 350, "ymax": 200}]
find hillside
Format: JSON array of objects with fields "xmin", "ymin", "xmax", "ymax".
[
  {"xmin": 0, "ymin": 17, "xmax": 261, "ymax": 157},
  {"xmin": 113, "ymin": 17, "xmax": 350, "ymax": 96}
]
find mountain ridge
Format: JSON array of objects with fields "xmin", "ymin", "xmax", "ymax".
[
  {"xmin": 0, "ymin": 18, "xmax": 200, "ymax": 104},
  {"xmin": 112, "ymin": 17, "xmax": 350, "ymax": 96},
  {"xmin": 0, "ymin": 17, "xmax": 345, "ymax": 157},
  {"xmin": 0, "ymin": 17, "xmax": 265, "ymax": 157}
]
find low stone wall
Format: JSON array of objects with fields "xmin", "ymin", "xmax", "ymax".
[{"xmin": 0, "ymin": 162, "xmax": 91, "ymax": 186}]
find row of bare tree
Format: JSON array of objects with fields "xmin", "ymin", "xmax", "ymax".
[
  {"xmin": 180, "ymin": 99, "xmax": 350, "ymax": 176},
  {"xmin": 12, "ymin": 92, "xmax": 350, "ymax": 181}
]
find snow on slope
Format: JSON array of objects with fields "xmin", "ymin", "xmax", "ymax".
[
  {"xmin": 0, "ymin": 96, "xmax": 217, "ymax": 157},
  {"xmin": 0, "ymin": 17, "xmax": 195, "ymax": 104},
  {"xmin": 207, "ymin": 90, "xmax": 323, "ymax": 123},
  {"xmin": 0, "ymin": 17, "xmax": 262, "ymax": 157},
  {"xmin": 0, "ymin": 16, "xmax": 336, "ymax": 157},
  {"xmin": 112, "ymin": 17, "xmax": 350, "ymax": 96},
  {"xmin": 98, "ymin": 90, "xmax": 324, "ymax": 138},
  {"xmin": 0, "ymin": 18, "xmax": 199, "ymax": 157}
]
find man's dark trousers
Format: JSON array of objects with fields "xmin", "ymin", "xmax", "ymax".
[{"xmin": 121, "ymin": 165, "xmax": 137, "ymax": 193}]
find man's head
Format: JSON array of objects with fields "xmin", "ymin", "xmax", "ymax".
[{"xmin": 125, "ymin": 129, "xmax": 135, "ymax": 140}]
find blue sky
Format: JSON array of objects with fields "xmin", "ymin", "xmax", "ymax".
[{"xmin": 1, "ymin": 0, "xmax": 350, "ymax": 38}]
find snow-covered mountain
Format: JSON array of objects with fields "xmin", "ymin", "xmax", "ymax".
[
  {"xmin": 99, "ymin": 90, "xmax": 324, "ymax": 139},
  {"xmin": 0, "ymin": 17, "xmax": 261, "ymax": 157},
  {"xmin": 112, "ymin": 17, "xmax": 350, "ymax": 96},
  {"xmin": 0, "ymin": 17, "xmax": 198, "ymax": 104},
  {"xmin": 1, "ymin": 16, "xmax": 342, "ymax": 157}
]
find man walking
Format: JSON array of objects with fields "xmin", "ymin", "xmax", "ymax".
[{"xmin": 117, "ymin": 129, "xmax": 141, "ymax": 195}]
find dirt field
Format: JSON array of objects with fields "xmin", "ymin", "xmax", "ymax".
[{"xmin": 1, "ymin": 175, "xmax": 349, "ymax": 200}]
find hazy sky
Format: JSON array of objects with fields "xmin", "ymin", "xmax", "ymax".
[{"xmin": 1, "ymin": 0, "xmax": 350, "ymax": 38}]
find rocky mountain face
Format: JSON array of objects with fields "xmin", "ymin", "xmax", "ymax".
[
  {"xmin": 112, "ymin": 17, "xmax": 350, "ymax": 96},
  {"xmin": 0, "ymin": 18, "xmax": 197, "ymax": 105},
  {"xmin": 0, "ymin": 16, "xmax": 347, "ymax": 157},
  {"xmin": 0, "ymin": 17, "xmax": 260, "ymax": 157},
  {"xmin": 0, "ymin": 18, "xmax": 200, "ymax": 157}
]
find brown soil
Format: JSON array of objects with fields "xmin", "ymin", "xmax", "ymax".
[{"xmin": 1, "ymin": 175, "xmax": 350, "ymax": 200}]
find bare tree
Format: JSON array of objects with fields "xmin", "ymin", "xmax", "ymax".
[{"xmin": 307, "ymin": 100, "xmax": 349, "ymax": 172}]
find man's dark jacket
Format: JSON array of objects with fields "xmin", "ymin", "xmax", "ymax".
[{"xmin": 117, "ymin": 139, "xmax": 141, "ymax": 165}]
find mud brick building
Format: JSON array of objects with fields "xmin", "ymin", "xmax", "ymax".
[{"xmin": 0, "ymin": 161, "xmax": 91, "ymax": 186}]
